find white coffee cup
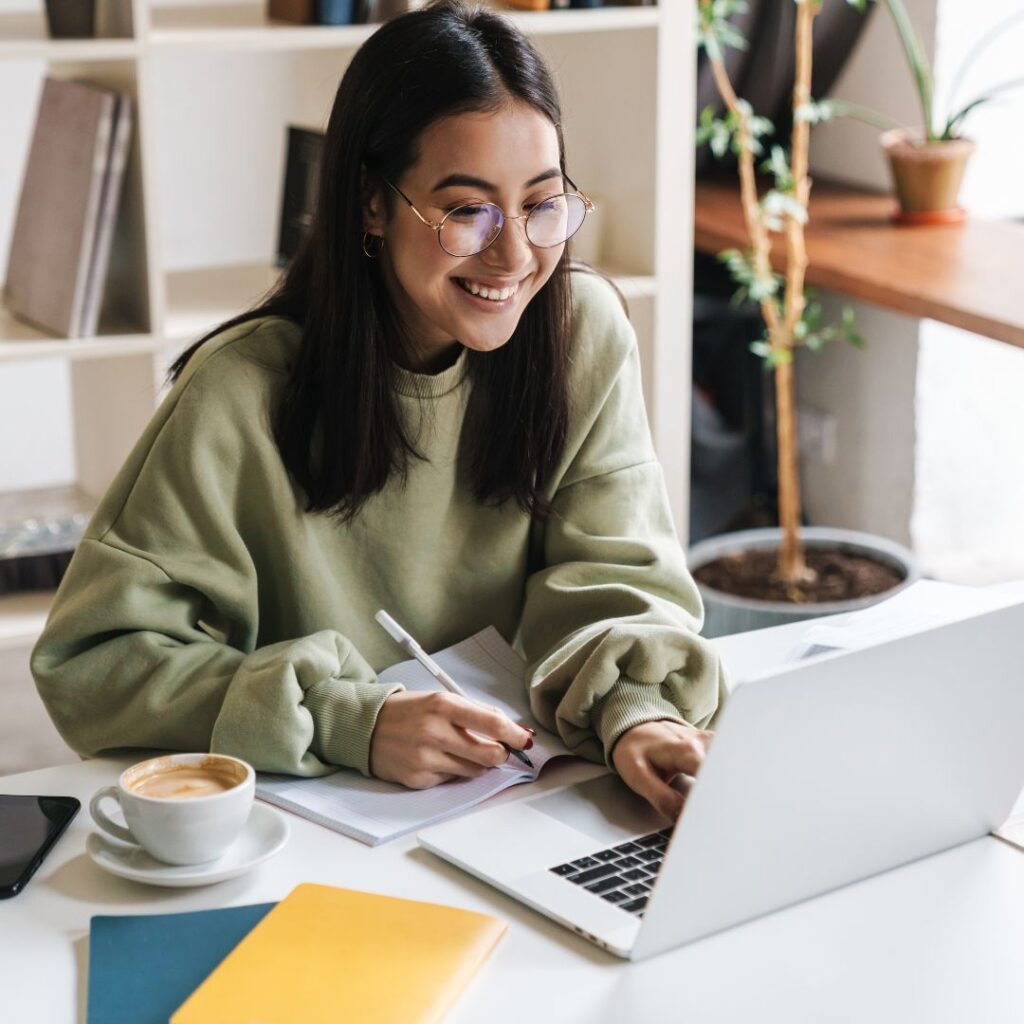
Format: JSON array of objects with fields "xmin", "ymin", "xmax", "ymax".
[{"xmin": 89, "ymin": 753, "xmax": 255, "ymax": 865}]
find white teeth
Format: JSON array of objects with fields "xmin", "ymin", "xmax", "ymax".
[{"xmin": 458, "ymin": 279, "xmax": 518, "ymax": 301}]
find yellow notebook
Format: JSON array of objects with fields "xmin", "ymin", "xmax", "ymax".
[{"xmin": 171, "ymin": 883, "xmax": 506, "ymax": 1024}]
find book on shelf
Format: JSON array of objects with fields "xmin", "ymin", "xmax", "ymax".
[
  {"xmin": 81, "ymin": 93, "xmax": 133, "ymax": 337},
  {"xmin": 4, "ymin": 77, "xmax": 133, "ymax": 340},
  {"xmin": 255, "ymin": 626, "xmax": 577, "ymax": 845},
  {"xmin": 277, "ymin": 126, "xmax": 324, "ymax": 268},
  {"xmin": 43, "ymin": 0, "xmax": 136, "ymax": 38},
  {"xmin": 268, "ymin": 0, "xmax": 426, "ymax": 23},
  {"xmin": 43, "ymin": 0, "xmax": 96, "ymax": 38},
  {"xmin": 317, "ymin": 0, "xmax": 358, "ymax": 23},
  {"xmin": 266, "ymin": 0, "xmax": 316, "ymax": 22}
]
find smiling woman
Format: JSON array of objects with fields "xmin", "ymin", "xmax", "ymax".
[{"xmin": 30, "ymin": 0, "xmax": 726, "ymax": 822}]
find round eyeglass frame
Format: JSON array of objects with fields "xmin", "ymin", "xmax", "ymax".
[{"xmin": 381, "ymin": 175, "xmax": 595, "ymax": 258}]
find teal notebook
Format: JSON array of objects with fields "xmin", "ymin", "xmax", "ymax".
[{"xmin": 87, "ymin": 903, "xmax": 275, "ymax": 1024}]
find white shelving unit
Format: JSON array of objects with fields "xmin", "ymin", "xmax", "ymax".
[{"xmin": 0, "ymin": 0, "xmax": 694, "ymax": 649}]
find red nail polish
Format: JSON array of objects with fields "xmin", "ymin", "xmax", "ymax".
[
  {"xmin": 524, "ymin": 737, "xmax": 534, "ymax": 750},
  {"xmin": 524, "ymin": 727, "xmax": 537, "ymax": 736}
]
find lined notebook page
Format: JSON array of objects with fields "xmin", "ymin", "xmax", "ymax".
[{"xmin": 256, "ymin": 627, "xmax": 571, "ymax": 845}]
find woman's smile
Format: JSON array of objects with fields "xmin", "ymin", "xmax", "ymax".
[{"xmin": 452, "ymin": 274, "xmax": 528, "ymax": 310}]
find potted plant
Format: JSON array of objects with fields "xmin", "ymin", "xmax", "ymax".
[
  {"xmin": 690, "ymin": 0, "xmax": 919, "ymax": 638},
  {"xmin": 835, "ymin": 2, "xmax": 1024, "ymax": 222}
]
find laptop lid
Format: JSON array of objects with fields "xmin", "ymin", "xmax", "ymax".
[{"xmin": 632, "ymin": 602, "xmax": 1024, "ymax": 960}]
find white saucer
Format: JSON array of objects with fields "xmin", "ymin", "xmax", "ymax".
[{"xmin": 86, "ymin": 802, "xmax": 290, "ymax": 888}]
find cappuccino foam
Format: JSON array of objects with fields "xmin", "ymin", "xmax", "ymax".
[{"xmin": 129, "ymin": 765, "xmax": 241, "ymax": 799}]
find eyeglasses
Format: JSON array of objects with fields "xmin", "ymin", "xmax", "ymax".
[{"xmin": 383, "ymin": 176, "xmax": 595, "ymax": 258}]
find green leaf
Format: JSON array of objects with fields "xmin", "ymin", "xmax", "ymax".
[
  {"xmin": 760, "ymin": 189, "xmax": 808, "ymax": 231},
  {"xmin": 749, "ymin": 340, "xmax": 773, "ymax": 359},
  {"xmin": 943, "ymin": 77, "xmax": 1024, "ymax": 138},
  {"xmin": 795, "ymin": 99, "xmax": 839, "ymax": 125},
  {"xmin": 761, "ymin": 145, "xmax": 794, "ymax": 191},
  {"xmin": 883, "ymin": 0, "xmax": 935, "ymax": 139}
]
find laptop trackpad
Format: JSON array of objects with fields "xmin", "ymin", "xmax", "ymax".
[{"xmin": 528, "ymin": 775, "xmax": 668, "ymax": 844}]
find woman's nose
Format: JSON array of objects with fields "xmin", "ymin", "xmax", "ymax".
[{"xmin": 481, "ymin": 214, "xmax": 533, "ymax": 273}]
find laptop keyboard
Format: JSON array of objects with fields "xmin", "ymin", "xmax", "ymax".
[{"xmin": 548, "ymin": 828, "xmax": 671, "ymax": 917}]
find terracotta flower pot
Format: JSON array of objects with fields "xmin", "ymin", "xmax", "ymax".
[{"xmin": 880, "ymin": 129, "xmax": 974, "ymax": 223}]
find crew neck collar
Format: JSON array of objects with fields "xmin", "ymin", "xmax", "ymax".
[{"xmin": 391, "ymin": 346, "xmax": 469, "ymax": 398}]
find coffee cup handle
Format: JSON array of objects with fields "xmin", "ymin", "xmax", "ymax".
[{"xmin": 89, "ymin": 786, "xmax": 136, "ymax": 844}]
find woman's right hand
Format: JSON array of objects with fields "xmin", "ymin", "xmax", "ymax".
[{"xmin": 368, "ymin": 690, "xmax": 535, "ymax": 789}]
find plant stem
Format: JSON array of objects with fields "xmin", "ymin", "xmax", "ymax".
[
  {"xmin": 776, "ymin": 0, "xmax": 818, "ymax": 582},
  {"xmin": 699, "ymin": 0, "xmax": 811, "ymax": 585},
  {"xmin": 700, "ymin": 9, "xmax": 783, "ymax": 340}
]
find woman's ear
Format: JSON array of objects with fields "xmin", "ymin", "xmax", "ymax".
[{"xmin": 361, "ymin": 166, "xmax": 386, "ymax": 236}]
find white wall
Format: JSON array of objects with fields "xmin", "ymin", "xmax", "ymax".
[
  {"xmin": 801, "ymin": 0, "xmax": 1024, "ymax": 582},
  {"xmin": 913, "ymin": 0, "xmax": 1024, "ymax": 582},
  {"xmin": 796, "ymin": 299, "xmax": 919, "ymax": 545},
  {"xmin": 800, "ymin": 0, "xmax": 937, "ymax": 546}
]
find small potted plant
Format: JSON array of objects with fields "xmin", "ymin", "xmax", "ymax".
[
  {"xmin": 690, "ymin": 0, "xmax": 919, "ymax": 638},
  {"xmin": 835, "ymin": 2, "xmax": 1024, "ymax": 222}
]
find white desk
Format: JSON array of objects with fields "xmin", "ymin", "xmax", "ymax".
[{"xmin": 3, "ymin": 620, "xmax": 1024, "ymax": 1024}]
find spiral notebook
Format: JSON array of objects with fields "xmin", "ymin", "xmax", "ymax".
[{"xmin": 255, "ymin": 627, "xmax": 573, "ymax": 845}]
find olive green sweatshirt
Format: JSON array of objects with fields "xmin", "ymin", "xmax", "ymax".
[{"xmin": 32, "ymin": 271, "xmax": 725, "ymax": 778}]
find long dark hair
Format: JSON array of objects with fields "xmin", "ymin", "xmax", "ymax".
[{"xmin": 169, "ymin": 0, "xmax": 572, "ymax": 521}]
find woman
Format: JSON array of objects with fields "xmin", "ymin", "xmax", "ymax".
[{"xmin": 32, "ymin": 0, "xmax": 724, "ymax": 822}]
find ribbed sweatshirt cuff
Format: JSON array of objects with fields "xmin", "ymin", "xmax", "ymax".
[
  {"xmin": 590, "ymin": 676, "xmax": 687, "ymax": 768},
  {"xmin": 302, "ymin": 677, "xmax": 405, "ymax": 777}
]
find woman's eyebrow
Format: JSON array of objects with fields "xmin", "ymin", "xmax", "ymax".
[{"xmin": 431, "ymin": 168, "xmax": 562, "ymax": 192}]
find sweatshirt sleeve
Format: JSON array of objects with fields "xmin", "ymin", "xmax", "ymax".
[
  {"xmin": 519, "ymin": 278, "xmax": 727, "ymax": 766},
  {"xmin": 31, "ymin": 327, "xmax": 401, "ymax": 777}
]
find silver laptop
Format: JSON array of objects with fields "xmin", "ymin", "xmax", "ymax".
[{"xmin": 419, "ymin": 603, "xmax": 1024, "ymax": 960}]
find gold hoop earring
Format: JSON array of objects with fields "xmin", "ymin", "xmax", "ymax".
[{"xmin": 362, "ymin": 232, "xmax": 385, "ymax": 258}]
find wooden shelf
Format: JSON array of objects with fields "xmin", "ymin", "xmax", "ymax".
[
  {"xmin": 164, "ymin": 263, "xmax": 283, "ymax": 342},
  {"xmin": 0, "ymin": 306, "xmax": 167, "ymax": 364},
  {"xmin": 694, "ymin": 178, "xmax": 1024, "ymax": 350},
  {"xmin": 0, "ymin": 10, "xmax": 137, "ymax": 61},
  {"xmin": 147, "ymin": 2, "xmax": 656, "ymax": 52}
]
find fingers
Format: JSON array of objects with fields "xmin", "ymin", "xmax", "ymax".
[
  {"xmin": 430, "ymin": 692, "xmax": 534, "ymax": 750},
  {"xmin": 622, "ymin": 760, "xmax": 685, "ymax": 822},
  {"xmin": 369, "ymin": 690, "xmax": 537, "ymax": 791},
  {"xmin": 648, "ymin": 735, "xmax": 708, "ymax": 780},
  {"xmin": 613, "ymin": 721, "xmax": 714, "ymax": 821},
  {"xmin": 445, "ymin": 726, "xmax": 515, "ymax": 769},
  {"xmin": 404, "ymin": 751, "xmax": 490, "ymax": 790}
]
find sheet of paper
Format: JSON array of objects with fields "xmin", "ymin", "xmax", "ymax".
[
  {"xmin": 256, "ymin": 627, "xmax": 572, "ymax": 845},
  {"xmin": 786, "ymin": 580, "xmax": 1024, "ymax": 663}
]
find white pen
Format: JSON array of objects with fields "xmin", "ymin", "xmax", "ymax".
[{"xmin": 375, "ymin": 609, "xmax": 533, "ymax": 769}]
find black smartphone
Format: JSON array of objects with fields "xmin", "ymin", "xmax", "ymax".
[{"xmin": 0, "ymin": 794, "xmax": 80, "ymax": 899}]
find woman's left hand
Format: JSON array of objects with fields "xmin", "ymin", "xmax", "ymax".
[{"xmin": 611, "ymin": 720, "xmax": 713, "ymax": 821}]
